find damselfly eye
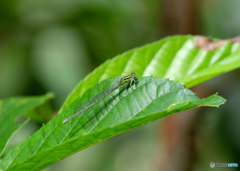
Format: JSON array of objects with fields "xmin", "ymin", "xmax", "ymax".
[{"xmin": 131, "ymin": 71, "xmax": 136, "ymax": 75}]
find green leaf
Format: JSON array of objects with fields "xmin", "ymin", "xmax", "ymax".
[
  {"xmin": 61, "ymin": 35, "xmax": 240, "ymax": 111},
  {"xmin": 0, "ymin": 93, "xmax": 54, "ymax": 156},
  {"xmin": 25, "ymin": 101, "xmax": 55, "ymax": 123},
  {"xmin": 0, "ymin": 77, "xmax": 225, "ymax": 170}
]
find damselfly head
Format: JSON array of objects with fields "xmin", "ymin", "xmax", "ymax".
[{"xmin": 131, "ymin": 71, "xmax": 137, "ymax": 78}]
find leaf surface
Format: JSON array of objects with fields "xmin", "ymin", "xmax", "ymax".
[
  {"xmin": 61, "ymin": 35, "xmax": 240, "ymax": 111},
  {"xmin": 0, "ymin": 77, "xmax": 225, "ymax": 170},
  {"xmin": 0, "ymin": 93, "xmax": 54, "ymax": 156}
]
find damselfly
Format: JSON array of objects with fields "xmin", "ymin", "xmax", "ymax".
[{"xmin": 63, "ymin": 72, "xmax": 137, "ymax": 123}]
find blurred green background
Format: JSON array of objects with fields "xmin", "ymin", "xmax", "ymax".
[{"xmin": 1, "ymin": 0, "xmax": 240, "ymax": 170}]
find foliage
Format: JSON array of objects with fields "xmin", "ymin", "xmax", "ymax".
[
  {"xmin": 0, "ymin": 93, "xmax": 53, "ymax": 156},
  {"xmin": 1, "ymin": 35, "xmax": 240, "ymax": 170},
  {"xmin": 62, "ymin": 35, "xmax": 240, "ymax": 109}
]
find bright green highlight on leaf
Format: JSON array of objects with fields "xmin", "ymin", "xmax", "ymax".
[
  {"xmin": 0, "ymin": 93, "xmax": 54, "ymax": 156},
  {"xmin": 61, "ymin": 35, "xmax": 240, "ymax": 113},
  {"xmin": 0, "ymin": 77, "xmax": 225, "ymax": 170}
]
